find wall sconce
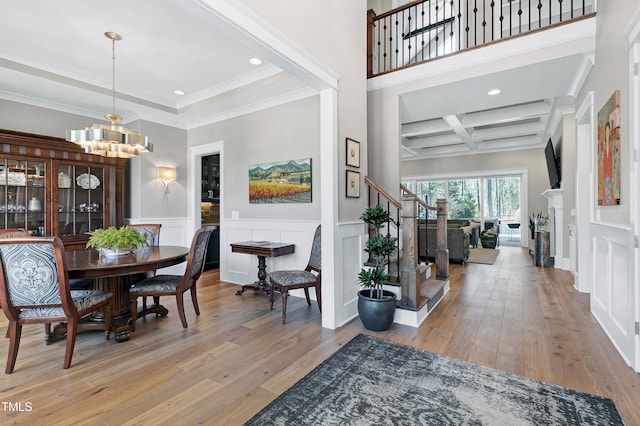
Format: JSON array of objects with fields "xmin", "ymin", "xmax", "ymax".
[{"xmin": 156, "ymin": 166, "xmax": 177, "ymax": 193}]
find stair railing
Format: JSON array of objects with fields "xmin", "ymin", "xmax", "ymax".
[
  {"xmin": 367, "ymin": 0, "xmax": 595, "ymax": 77},
  {"xmin": 400, "ymin": 184, "xmax": 435, "ymax": 263},
  {"xmin": 364, "ymin": 177, "xmax": 450, "ymax": 309},
  {"xmin": 364, "ymin": 176, "xmax": 401, "ymax": 284},
  {"xmin": 400, "ymin": 185, "xmax": 449, "ymax": 280}
]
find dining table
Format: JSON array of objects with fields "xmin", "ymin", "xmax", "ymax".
[{"xmin": 60, "ymin": 245, "xmax": 189, "ymax": 342}]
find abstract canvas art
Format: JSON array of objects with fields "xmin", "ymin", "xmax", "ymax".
[
  {"xmin": 597, "ymin": 90, "xmax": 621, "ymax": 206},
  {"xmin": 248, "ymin": 158, "xmax": 312, "ymax": 203}
]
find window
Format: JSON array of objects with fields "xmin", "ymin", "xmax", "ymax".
[
  {"xmin": 403, "ymin": 175, "xmax": 522, "ymax": 242},
  {"xmin": 448, "ymin": 179, "xmax": 480, "ymax": 220}
]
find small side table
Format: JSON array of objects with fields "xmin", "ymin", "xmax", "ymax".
[{"xmin": 230, "ymin": 241, "xmax": 295, "ymax": 295}]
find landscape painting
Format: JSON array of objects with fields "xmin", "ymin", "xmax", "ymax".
[{"xmin": 249, "ymin": 158, "xmax": 312, "ymax": 203}]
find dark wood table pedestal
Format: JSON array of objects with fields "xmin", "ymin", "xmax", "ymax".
[
  {"xmin": 230, "ymin": 241, "xmax": 295, "ymax": 296},
  {"xmin": 48, "ymin": 246, "xmax": 189, "ymax": 342}
]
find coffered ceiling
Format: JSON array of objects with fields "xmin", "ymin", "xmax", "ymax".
[{"xmin": 400, "ymin": 53, "xmax": 593, "ymax": 160}]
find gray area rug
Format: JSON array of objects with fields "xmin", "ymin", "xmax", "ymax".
[
  {"xmin": 467, "ymin": 248, "xmax": 500, "ymax": 264},
  {"xmin": 245, "ymin": 334, "xmax": 623, "ymax": 425}
]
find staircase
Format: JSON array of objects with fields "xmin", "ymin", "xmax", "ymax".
[{"xmin": 364, "ymin": 176, "xmax": 450, "ymax": 327}]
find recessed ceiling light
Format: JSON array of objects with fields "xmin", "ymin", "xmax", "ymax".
[
  {"xmin": 488, "ymin": 89, "xmax": 501, "ymax": 96},
  {"xmin": 249, "ymin": 57, "xmax": 263, "ymax": 65},
  {"xmin": 174, "ymin": 90, "xmax": 186, "ymax": 96}
]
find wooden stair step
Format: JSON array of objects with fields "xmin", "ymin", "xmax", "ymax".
[{"xmin": 421, "ymin": 278, "xmax": 447, "ymax": 311}]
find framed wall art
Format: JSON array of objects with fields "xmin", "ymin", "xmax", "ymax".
[
  {"xmin": 597, "ymin": 90, "xmax": 621, "ymax": 206},
  {"xmin": 248, "ymin": 158, "xmax": 312, "ymax": 203},
  {"xmin": 346, "ymin": 138, "xmax": 360, "ymax": 168},
  {"xmin": 346, "ymin": 170, "xmax": 360, "ymax": 198}
]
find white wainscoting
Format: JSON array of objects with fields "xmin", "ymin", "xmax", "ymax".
[
  {"xmin": 221, "ymin": 219, "xmax": 320, "ymax": 286},
  {"xmin": 334, "ymin": 222, "xmax": 365, "ymax": 328},
  {"xmin": 220, "ymin": 218, "xmax": 365, "ymax": 330},
  {"xmin": 126, "ymin": 217, "xmax": 190, "ymax": 275},
  {"xmin": 590, "ymin": 222, "xmax": 637, "ymax": 371}
]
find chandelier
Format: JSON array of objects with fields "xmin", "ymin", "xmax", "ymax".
[{"xmin": 66, "ymin": 32, "xmax": 153, "ymax": 158}]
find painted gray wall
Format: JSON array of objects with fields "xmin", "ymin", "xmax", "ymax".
[
  {"xmin": 240, "ymin": 0, "xmax": 369, "ymax": 222},
  {"xmin": 0, "ymin": 99, "xmax": 96, "ymax": 138},
  {"xmin": 128, "ymin": 121, "xmax": 188, "ymax": 219},
  {"xmin": 577, "ymin": 0, "xmax": 635, "ymax": 225},
  {"xmin": 189, "ymin": 96, "xmax": 320, "ymax": 221},
  {"xmin": 0, "ymin": 99, "xmax": 189, "ymax": 221}
]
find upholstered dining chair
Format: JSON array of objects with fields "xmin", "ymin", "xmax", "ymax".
[
  {"xmin": 0, "ymin": 237, "xmax": 112, "ymax": 373},
  {"xmin": 268, "ymin": 225, "xmax": 321, "ymax": 324},
  {"xmin": 128, "ymin": 224, "xmax": 162, "ymax": 309},
  {"xmin": 129, "ymin": 226, "xmax": 214, "ymax": 329},
  {"xmin": 128, "ymin": 223, "xmax": 162, "ymax": 247},
  {"xmin": 0, "ymin": 230, "xmax": 32, "ymax": 339}
]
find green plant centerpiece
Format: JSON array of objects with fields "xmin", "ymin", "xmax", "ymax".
[
  {"xmin": 480, "ymin": 229, "xmax": 498, "ymax": 249},
  {"xmin": 357, "ymin": 205, "xmax": 398, "ymax": 331},
  {"xmin": 86, "ymin": 225, "xmax": 148, "ymax": 257}
]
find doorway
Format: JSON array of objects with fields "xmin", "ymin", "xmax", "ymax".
[
  {"xmin": 202, "ymin": 154, "xmax": 220, "ymax": 270},
  {"xmin": 189, "ymin": 141, "xmax": 223, "ymax": 272}
]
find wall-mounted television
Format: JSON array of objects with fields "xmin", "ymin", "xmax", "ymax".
[{"xmin": 544, "ymin": 138, "xmax": 561, "ymax": 189}]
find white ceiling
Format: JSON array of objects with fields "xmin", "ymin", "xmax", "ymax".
[
  {"xmin": 399, "ymin": 53, "xmax": 593, "ymax": 160},
  {"xmin": 0, "ymin": 0, "xmax": 309, "ymax": 130}
]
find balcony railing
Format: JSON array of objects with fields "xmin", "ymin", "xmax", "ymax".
[{"xmin": 367, "ymin": 0, "xmax": 595, "ymax": 78}]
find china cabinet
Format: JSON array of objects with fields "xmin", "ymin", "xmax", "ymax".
[{"xmin": 0, "ymin": 129, "xmax": 127, "ymax": 249}]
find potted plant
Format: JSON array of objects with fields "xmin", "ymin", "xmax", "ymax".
[
  {"xmin": 480, "ymin": 229, "xmax": 498, "ymax": 249},
  {"xmin": 357, "ymin": 205, "xmax": 397, "ymax": 332},
  {"xmin": 528, "ymin": 211, "xmax": 548, "ymax": 253},
  {"xmin": 86, "ymin": 225, "xmax": 148, "ymax": 257}
]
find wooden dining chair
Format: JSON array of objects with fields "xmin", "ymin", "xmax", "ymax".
[
  {"xmin": 0, "ymin": 237, "xmax": 113, "ymax": 373},
  {"xmin": 129, "ymin": 226, "xmax": 215, "ymax": 329},
  {"xmin": 0, "ymin": 230, "xmax": 36, "ymax": 339},
  {"xmin": 268, "ymin": 225, "xmax": 321, "ymax": 324}
]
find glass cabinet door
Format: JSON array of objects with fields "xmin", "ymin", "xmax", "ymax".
[
  {"xmin": 0, "ymin": 158, "xmax": 47, "ymax": 235},
  {"xmin": 55, "ymin": 162, "xmax": 105, "ymax": 237}
]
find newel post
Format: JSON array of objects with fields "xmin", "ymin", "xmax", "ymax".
[
  {"xmin": 367, "ymin": 9, "xmax": 376, "ymax": 78},
  {"xmin": 435, "ymin": 199, "xmax": 449, "ymax": 279},
  {"xmin": 400, "ymin": 194, "xmax": 420, "ymax": 309}
]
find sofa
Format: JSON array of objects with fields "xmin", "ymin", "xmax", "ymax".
[{"xmin": 417, "ymin": 220, "xmax": 472, "ymax": 263}]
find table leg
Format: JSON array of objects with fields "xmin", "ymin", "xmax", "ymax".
[
  {"xmin": 236, "ymin": 255, "xmax": 271, "ymax": 295},
  {"xmin": 47, "ymin": 275, "xmax": 168, "ymax": 343}
]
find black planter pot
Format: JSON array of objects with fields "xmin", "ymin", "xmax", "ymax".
[
  {"xmin": 357, "ymin": 289, "xmax": 396, "ymax": 332},
  {"xmin": 480, "ymin": 236, "xmax": 497, "ymax": 249}
]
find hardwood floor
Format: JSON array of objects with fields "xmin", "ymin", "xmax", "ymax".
[{"xmin": 0, "ymin": 245, "xmax": 638, "ymax": 425}]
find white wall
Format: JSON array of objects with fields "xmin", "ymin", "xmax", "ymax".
[{"xmin": 574, "ymin": 0, "xmax": 639, "ymax": 371}]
